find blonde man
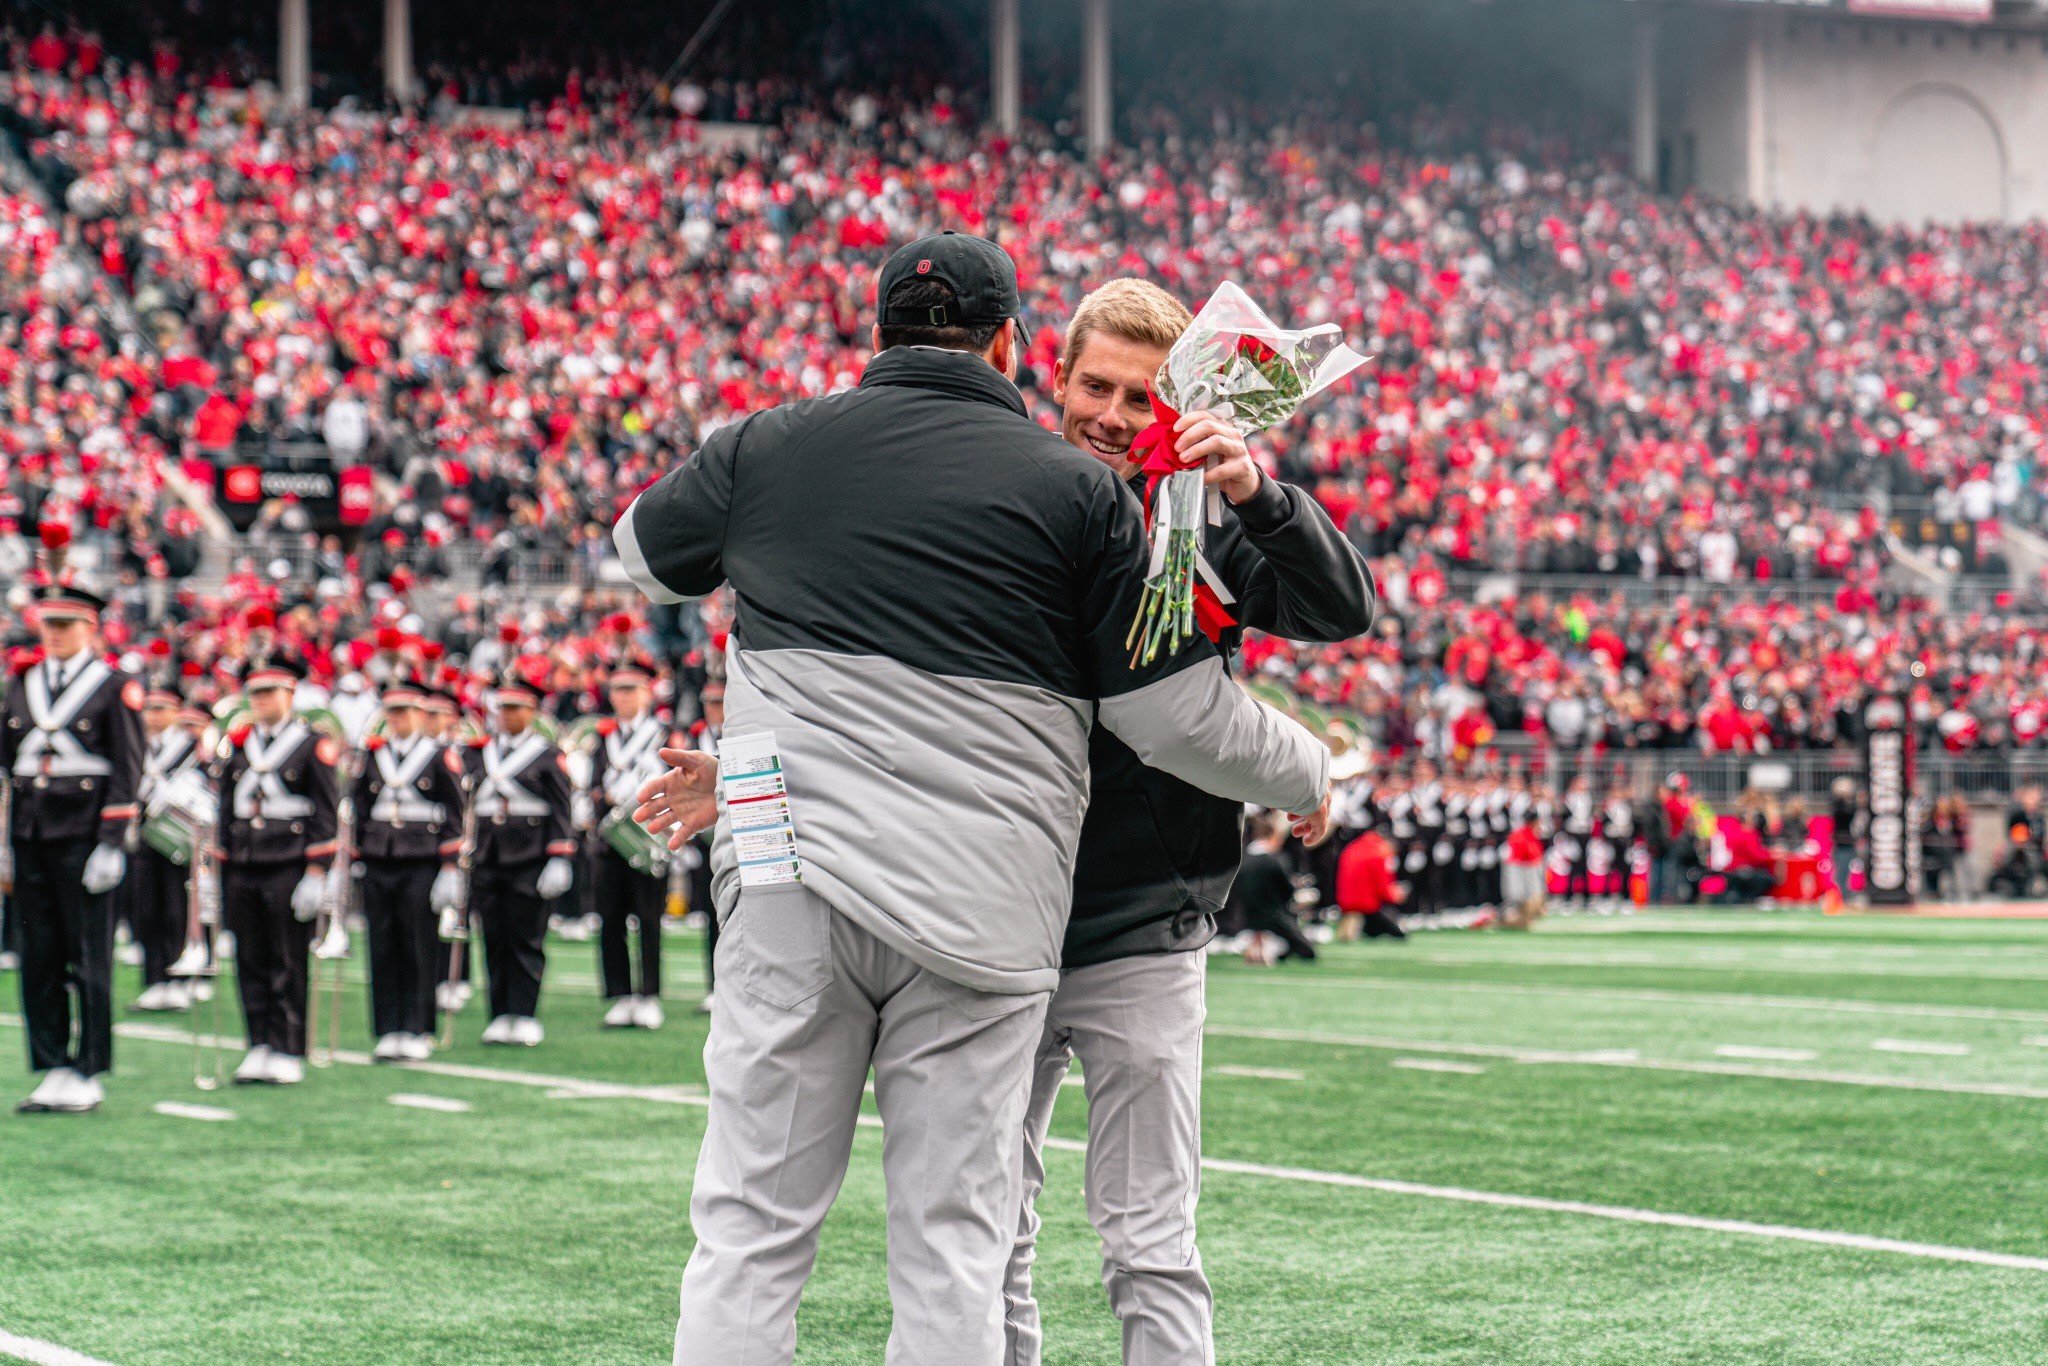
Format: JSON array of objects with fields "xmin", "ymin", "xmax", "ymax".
[{"xmin": 1001, "ymin": 279, "xmax": 1378, "ymax": 1366}]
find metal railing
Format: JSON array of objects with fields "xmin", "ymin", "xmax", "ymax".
[
  {"xmin": 1507, "ymin": 746, "xmax": 2048, "ymax": 805},
  {"xmin": 1438, "ymin": 570, "xmax": 1902, "ymax": 610}
]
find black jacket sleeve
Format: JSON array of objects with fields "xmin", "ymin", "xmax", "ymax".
[
  {"xmin": 613, "ymin": 418, "xmax": 750, "ymax": 603},
  {"xmin": 1211, "ymin": 473, "xmax": 1377, "ymax": 643},
  {"xmin": 535, "ymin": 746, "xmax": 577, "ymax": 859},
  {"xmin": 95, "ymin": 672, "xmax": 147, "ymax": 843},
  {"xmin": 302, "ymin": 738, "xmax": 340, "ymax": 866},
  {"xmin": 429, "ymin": 745, "xmax": 466, "ymax": 862}
]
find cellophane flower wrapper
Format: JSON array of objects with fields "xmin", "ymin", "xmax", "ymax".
[{"xmin": 1127, "ymin": 281, "xmax": 1368, "ymax": 665}]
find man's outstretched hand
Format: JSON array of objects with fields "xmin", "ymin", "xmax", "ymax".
[
  {"xmin": 1288, "ymin": 788, "xmax": 1333, "ymax": 848},
  {"xmin": 633, "ymin": 747, "xmax": 720, "ymax": 850}
]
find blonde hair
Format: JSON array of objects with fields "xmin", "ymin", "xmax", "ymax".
[{"xmin": 1060, "ymin": 278, "xmax": 1191, "ymax": 375}]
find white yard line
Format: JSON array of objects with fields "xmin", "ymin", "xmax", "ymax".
[
  {"xmin": 2025, "ymin": 1038, "xmax": 2048, "ymax": 1049},
  {"xmin": 1211, "ymin": 1065, "xmax": 1305, "ymax": 1081},
  {"xmin": 1872, "ymin": 1039, "xmax": 1973, "ymax": 1057},
  {"xmin": 1185, "ymin": 1156, "xmax": 2048, "ymax": 1276},
  {"xmin": 388, "ymin": 1093, "xmax": 473, "ymax": 1114},
  {"xmin": 150, "ymin": 1101, "xmax": 234, "ymax": 1122},
  {"xmin": 1390, "ymin": 1058, "xmax": 1487, "ymax": 1076},
  {"xmin": 21, "ymin": 1018, "xmax": 2048, "ymax": 1279},
  {"xmin": 1714, "ymin": 1046, "xmax": 1819, "ymax": 1063},
  {"xmin": 1309, "ymin": 951, "xmax": 2048, "ymax": 982},
  {"xmin": 1204, "ymin": 1025, "xmax": 2048, "ymax": 1101},
  {"xmin": 1207, "ymin": 972, "xmax": 2048, "ymax": 1024},
  {"xmin": 0, "ymin": 1329, "xmax": 117, "ymax": 1366}
]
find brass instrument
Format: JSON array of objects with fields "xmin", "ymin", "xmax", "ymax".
[
  {"xmin": 434, "ymin": 764, "xmax": 480, "ymax": 1051},
  {"xmin": 168, "ymin": 733, "xmax": 229, "ymax": 1090},
  {"xmin": 307, "ymin": 735, "xmax": 361, "ymax": 1069}
]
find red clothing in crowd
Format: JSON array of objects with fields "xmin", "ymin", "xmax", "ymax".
[
  {"xmin": 1336, "ymin": 832, "xmax": 1398, "ymax": 914},
  {"xmin": 1724, "ymin": 822, "xmax": 1773, "ymax": 873}
]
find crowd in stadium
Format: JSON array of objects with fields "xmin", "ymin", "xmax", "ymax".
[{"xmin": 4, "ymin": 17, "xmax": 2048, "ymax": 772}]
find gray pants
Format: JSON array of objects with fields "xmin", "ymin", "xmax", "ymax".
[
  {"xmin": 676, "ymin": 886, "xmax": 1050, "ymax": 1366},
  {"xmin": 1001, "ymin": 951, "xmax": 1212, "ymax": 1366}
]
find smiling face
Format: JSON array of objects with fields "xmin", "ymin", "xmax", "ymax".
[{"xmin": 1052, "ymin": 330, "xmax": 1169, "ymax": 478}]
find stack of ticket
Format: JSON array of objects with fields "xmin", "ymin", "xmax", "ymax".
[{"xmin": 719, "ymin": 732, "xmax": 803, "ymax": 887}]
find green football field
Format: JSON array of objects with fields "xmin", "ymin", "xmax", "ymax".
[{"xmin": 5, "ymin": 909, "xmax": 2048, "ymax": 1364}]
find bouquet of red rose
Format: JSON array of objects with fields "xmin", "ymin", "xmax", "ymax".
[{"xmin": 1125, "ymin": 282, "xmax": 1366, "ymax": 664}]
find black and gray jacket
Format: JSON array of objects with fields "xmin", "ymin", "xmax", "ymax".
[
  {"xmin": 615, "ymin": 346, "xmax": 1329, "ymax": 995},
  {"xmin": 1064, "ymin": 474, "xmax": 1375, "ymax": 968}
]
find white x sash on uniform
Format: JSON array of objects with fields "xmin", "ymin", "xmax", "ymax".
[
  {"xmin": 476, "ymin": 733, "xmax": 550, "ymax": 818},
  {"xmin": 146, "ymin": 730, "xmax": 195, "ymax": 781},
  {"xmin": 14, "ymin": 660, "xmax": 113, "ymax": 778},
  {"xmin": 233, "ymin": 722, "xmax": 314, "ymax": 821},
  {"xmin": 141, "ymin": 729, "xmax": 197, "ymax": 809},
  {"xmin": 602, "ymin": 716, "xmax": 663, "ymax": 807},
  {"xmin": 371, "ymin": 739, "xmax": 445, "ymax": 826}
]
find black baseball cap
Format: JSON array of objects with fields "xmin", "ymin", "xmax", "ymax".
[{"xmin": 877, "ymin": 231, "xmax": 1022, "ymax": 328}]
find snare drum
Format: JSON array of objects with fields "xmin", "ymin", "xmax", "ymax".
[
  {"xmin": 142, "ymin": 805, "xmax": 200, "ymax": 865},
  {"xmin": 142, "ymin": 769, "xmax": 213, "ymax": 866},
  {"xmin": 600, "ymin": 805, "xmax": 669, "ymax": 877}
]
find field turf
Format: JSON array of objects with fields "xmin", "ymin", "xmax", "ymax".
[{"xmin": 4, "ymin": 909, "xmax": 2048, "ymax": 1363}]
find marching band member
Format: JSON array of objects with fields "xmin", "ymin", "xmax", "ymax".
[
  {"xmin": 211, "ymin": 658, "xmax": 339, "ymax": 1086},
  {"xmin": 685, "ymin": 681, "xmax": 722, "ymax": 1014},
  {"xmin": 589, "ymin": 658, "xmax": 682, "ymax": 1030},
  {"xmin": 4, "ymin": 583, "xmax": 144, "ymax": 1114},
  {"xmin": 464, "ymin": 677, "xmax": 575, "ymax": 1046},
  {"xmin": 175, "ymin": 700, "xmax": 221, "ymax": 996},
  {"xmin": 130, "ymin": 685, "xmax": 206, "ymax": 1011},
  {"xmin": 351, "ymin": 679, "xmax": 465, "ymax": 1061},
  {"xmin": 1557, "ymin": 773, "xmax": 1597, "ymax": 908},
  {"xmin": 422, "ymin": 685, "xmax": 477, "ymax": 1015}
]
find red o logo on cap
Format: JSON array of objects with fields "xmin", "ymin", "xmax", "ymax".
[{"xmin": 915, "ymin": 259, "xmax": 932, "ymax": 274}]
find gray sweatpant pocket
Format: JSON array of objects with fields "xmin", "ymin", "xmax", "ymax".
[{"xmin": 731, "ymin": 886, "xmax": 832, "ymax": 1009}]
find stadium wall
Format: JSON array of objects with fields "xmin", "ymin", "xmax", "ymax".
[{"xmin": 1672, "ymin": 8, "xmax": 2048, "ymax": 225}]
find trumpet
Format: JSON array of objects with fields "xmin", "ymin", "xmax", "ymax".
[
  {"xmin": 307, "ymin": 741, "xmax": 362, "ymax": 1069},
  {"xmin": 435, "ymin": 766, "xmax": 480, "ymax": 1052}
]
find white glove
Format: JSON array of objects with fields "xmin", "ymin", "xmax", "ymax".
[
  {"xmin": 436, "ymin": 902, "xmax": 467, "ymax": 943},
  {"xmin": 82, "ymin": 844, "xmax": 126, "ymax": 894},
  {"xmin": 571, "ymin": 791, "xmax": 595, "ymax": 830},
  {"xmin": 536, "ymin": 857, "xmax": 573, "ymax": 900},
  {"xmin": 431, "ymin": 865, "xmax": 462, "ymax": 913},
  {"xmin": 291, "ymin": 871, "xmax": 327, "ymax": 922}
]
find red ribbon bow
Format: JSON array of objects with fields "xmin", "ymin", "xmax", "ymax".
[{"xmin": 1128, "ymin": 389, "xmax": 1238, "ymax": 646}]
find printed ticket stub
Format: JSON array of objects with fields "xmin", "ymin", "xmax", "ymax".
[{"xmin": 720, "ymin": 730, "xmax": 803, "ymax": 887}]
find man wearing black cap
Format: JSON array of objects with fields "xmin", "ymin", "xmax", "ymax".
[
  {"xmin": 351, "ymin": 679, "xmax": 465, "ymax": 1061},
  {"xmin": 462, "ymin": 678, "xmax": 576, "ymax": 1047},
  {"xmin": 210, "ymin": 658, "xmax": 338, "ymax": 1086},
  {"xmin": 3, "ymin": 582, "xmax": 144, "ymax": 1114},
  {"xmin": 619, "ymin": 231, "xmax": 1329, "ymax": 1364}
]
